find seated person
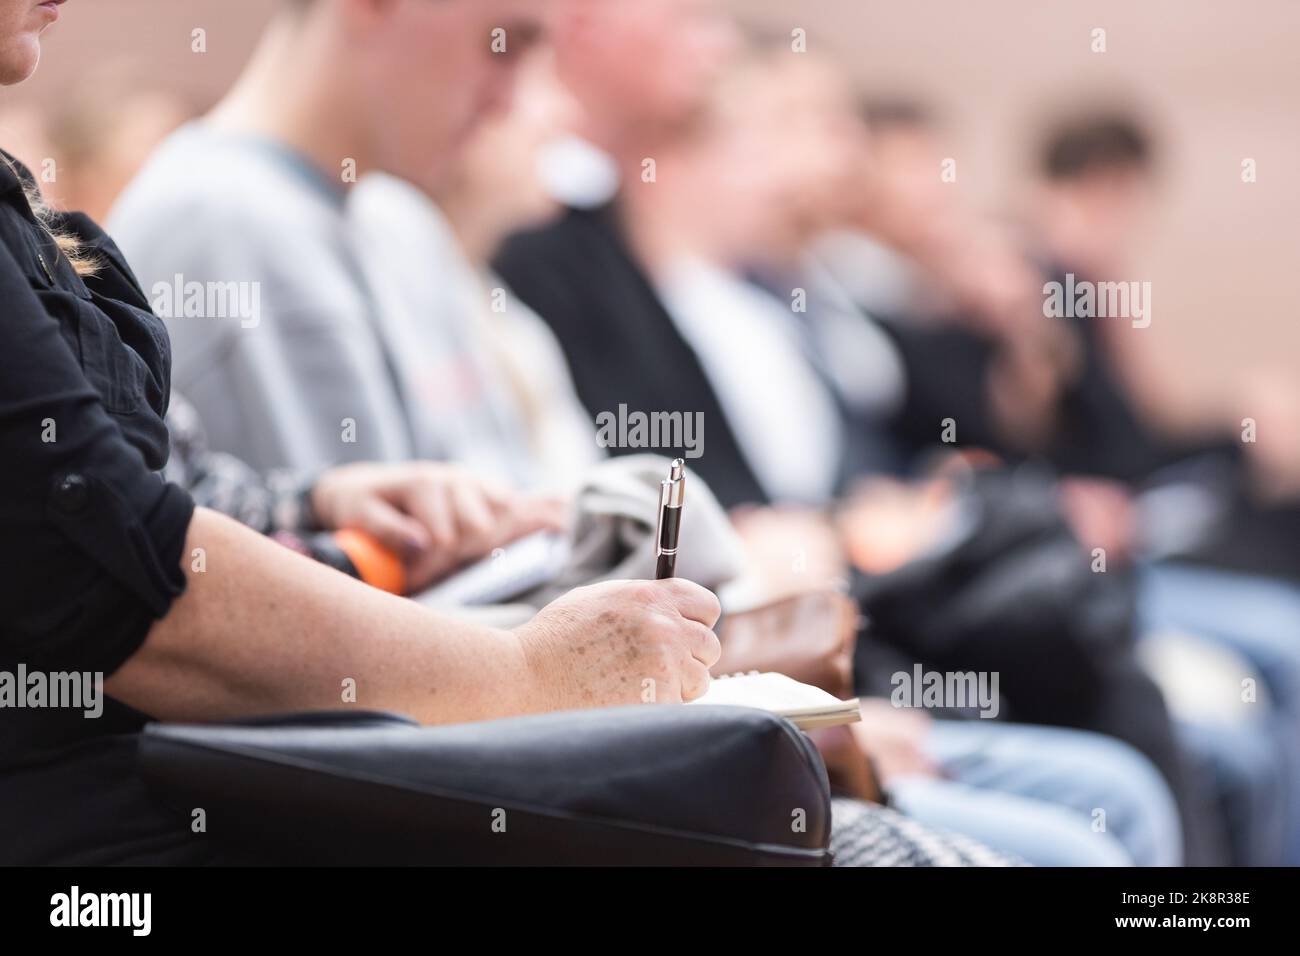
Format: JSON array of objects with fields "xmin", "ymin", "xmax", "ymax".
[
  {"xmin": 109, "ymin": 0, "xmax": 1173, "ymax": 865},
  {"xmin": 2, "ymin": 0, "xmax": 1029, "ymax": 870},
  {"xmin": 347, "ymin": 50, "xmax": 604, "ymax": 494},
  {"xmin": 0, "ymin": 1, "xmax": 723, "ymax": 865},
  {"xmin": 495, "ymin": 14, "xmax": 1185, "ymax": 865},
  {"xmin": 109, "ymin": 0, "xmax": 565, "ymax": 484},
  {"xmin": 820, "ymin": 98, "xmax": 1300, "ymax": 865}
]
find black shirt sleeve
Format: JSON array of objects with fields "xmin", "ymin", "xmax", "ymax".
[{"xmin": 0, "ymin": 234, "xmax": 194, "ymax": 677}]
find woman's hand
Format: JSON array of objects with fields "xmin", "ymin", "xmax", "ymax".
[
  {"xmin": 514, "ymin": 578, "xmax": 723, "ymax": 708},
  {"xmin": 110, "ymin": 512, "xmax": 718, "ymax": 727},
  {"xmin": 309, "ymin": 461, "xmax": 569, "ymax": 590}
]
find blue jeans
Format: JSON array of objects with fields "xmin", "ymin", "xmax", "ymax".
[
  {"xmin": 1138, "ymin": 561, "xmax": 1300, "ymax": 863},
  {"xmin": 1173, "ymin": 716, "xmax": 1287, "ymax": 865},
  {"xmin": 888, "ymin": 719, "xmax": 1182, "ymax": 866}
]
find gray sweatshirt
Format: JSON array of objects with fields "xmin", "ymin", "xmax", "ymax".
[{"xmin": 109, "ymin": 123, "xmax": 415, "ymax": 473}]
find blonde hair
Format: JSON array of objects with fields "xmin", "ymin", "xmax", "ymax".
[{"xmin": 3, "ymin": 154, "xmax": 99, "ymax": 276}]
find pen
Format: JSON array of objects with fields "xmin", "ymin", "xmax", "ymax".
[{"xmin": 655, "ymin": 458, "xmax": 686, "ymax": 579}]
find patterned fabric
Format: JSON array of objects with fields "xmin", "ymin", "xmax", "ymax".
[
  {"xmin": 163, "ymin": 392, "xmax": 317, "ymax": 535},
  {"xmin": 829, "ymin": 798, "xmax": 1019, "ymax": 867}
]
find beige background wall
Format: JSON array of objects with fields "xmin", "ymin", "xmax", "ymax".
[{"xmin": 4, "ymin": 0, "xmax": 1295, "ymax": 430}]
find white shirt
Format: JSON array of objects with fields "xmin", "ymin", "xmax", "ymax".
[
  {"xmin": 537, "ymin": 135, "xmax": 621, "ymax": 210},
  {"xmin": 657, "ymin": 257, "xmax": 844, "ymax": 505}
]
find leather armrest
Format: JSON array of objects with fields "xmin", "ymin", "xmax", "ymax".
[{"xmin": 139, "ymin": 705, "xmax": 832, "ymax": 866}]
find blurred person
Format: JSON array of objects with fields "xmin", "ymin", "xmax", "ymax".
[
  {"xmin": 817, "ymin": 104, "xmax": 1149, "ymax": 568},
  {"xmin": 1024, "ymin": 114, "xmax": 1232, "ymax": 482},
  {"xmin": 778, "ymin": 79, "xmax": 1293, "ymax": 867},
  {"xmin": 1, "ymin": 0, "xmax": 726, "ymax": 866},
  {"xmin": 633, "ymin": 49, "xmax": 910, "ymax": 507},
  {"xmin": 497, "ymin": 0, "xmax": 772, "ymax": 504},
  {"xmin": 1029, "ymin": 114, "xmax": 1300, "ymax": 522},
  {"xmin": 827, "ymin": 106, "xmax": 1245, "ymax": 495},
  {"xmin": 498, "ymin": 22, "xmax": 1185, "ymax": 865},
  {"xmin": 1029, "ymin": 113, "xmax": 1300, "ymax": 863},
  {"xmin": 433, "ymin": 58, "xmax": 602, "ymax": 488},
  {"xmin": 818, "ymin": 99, "xmax": 1294, "ymax": 864},
  {"xmin": 358, "ymin": 33, "xmax": 1180, "ymax": 863},
  {"xmin": 270, "ymin": 15, "xmax": 1039, "ymax": 868},
  {"xmin": 650, "ymin": 52, "xmax": 1198, "ymax": 868},
  {"xmin": 816, "ymin": 100, "xmax": 1078, "ymax": 463},
  {"xmin": 100, "ymin": 0, "xmax": 1016, "ymax": 868},
  {"xmin": 348, "ymin": 50, "xmax": 601, "ymax": 493},
  {"xmin": 111, "ymin": 0, "xmax": 550, "ymax": 475}
]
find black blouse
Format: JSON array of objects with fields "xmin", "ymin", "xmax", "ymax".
[{"xmin": 0, "ymin": 151, "xmax": 194, "ymax": 754}]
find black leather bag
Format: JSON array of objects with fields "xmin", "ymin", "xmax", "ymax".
[
  {"xmin": 853, "ymin": 466, "xmax": 1131, "ymax": 724},
  {"xmin": 139, "ymin": 705, "xmax": 832, "ymax": 866},
  {"xmin": 850, "ymin": 467, "xmax": 1215, "ymax": 864}
]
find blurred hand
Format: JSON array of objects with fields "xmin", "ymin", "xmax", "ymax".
[
  {"xmin": 1058, "ymin": 476, "xmax": 1136, "ymax": 560},
  {"xmin": 730, "ymin": 506, "xmax": 848, "ymax": 598},
  {"xmin": 837, "ymin": 477, "xmax": 955, "ymax": 575},
  {"xmin": 851, "ymin": 698, "xmax": 939, "ymax": 783},
  {"xmin": 515, "ymin": 579, "xmax": 722, "ymax": 709},
  {"xmin": 309, "ymin": 461, "xmax": 569, "ymax": 591}
]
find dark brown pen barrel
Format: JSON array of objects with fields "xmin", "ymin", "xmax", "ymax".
[
  {"xmin": 657, "ymin": 505, "xmax": 681, "ymax": 550},
  {"xmin": 655, "ymin": 551, "xmax": 677, "ymax": 579},
  {"xmin": 655, "ymin": 505, "xmax": 681, "ymax": 579}
]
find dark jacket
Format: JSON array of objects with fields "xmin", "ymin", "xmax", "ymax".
[
  {"xmin": 495, "ymin": 203, "xmax": 772, "ymax": 509},
  {"xmin": 0, "ymin": 152, "xmax": 195, "ymax": 862}
]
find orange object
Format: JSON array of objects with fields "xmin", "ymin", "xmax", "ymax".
[{"xmin": 333, "ymin": 529, "xmax": 407, "ymax": 595}]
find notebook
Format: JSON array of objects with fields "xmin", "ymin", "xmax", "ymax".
[
  {"xmin": 414, "ymin": 531, "xmax": 570, "ymax": 607},
  {"xmin": 689, "ymin": 671, "xmax": 862, "ymax": 730}
]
